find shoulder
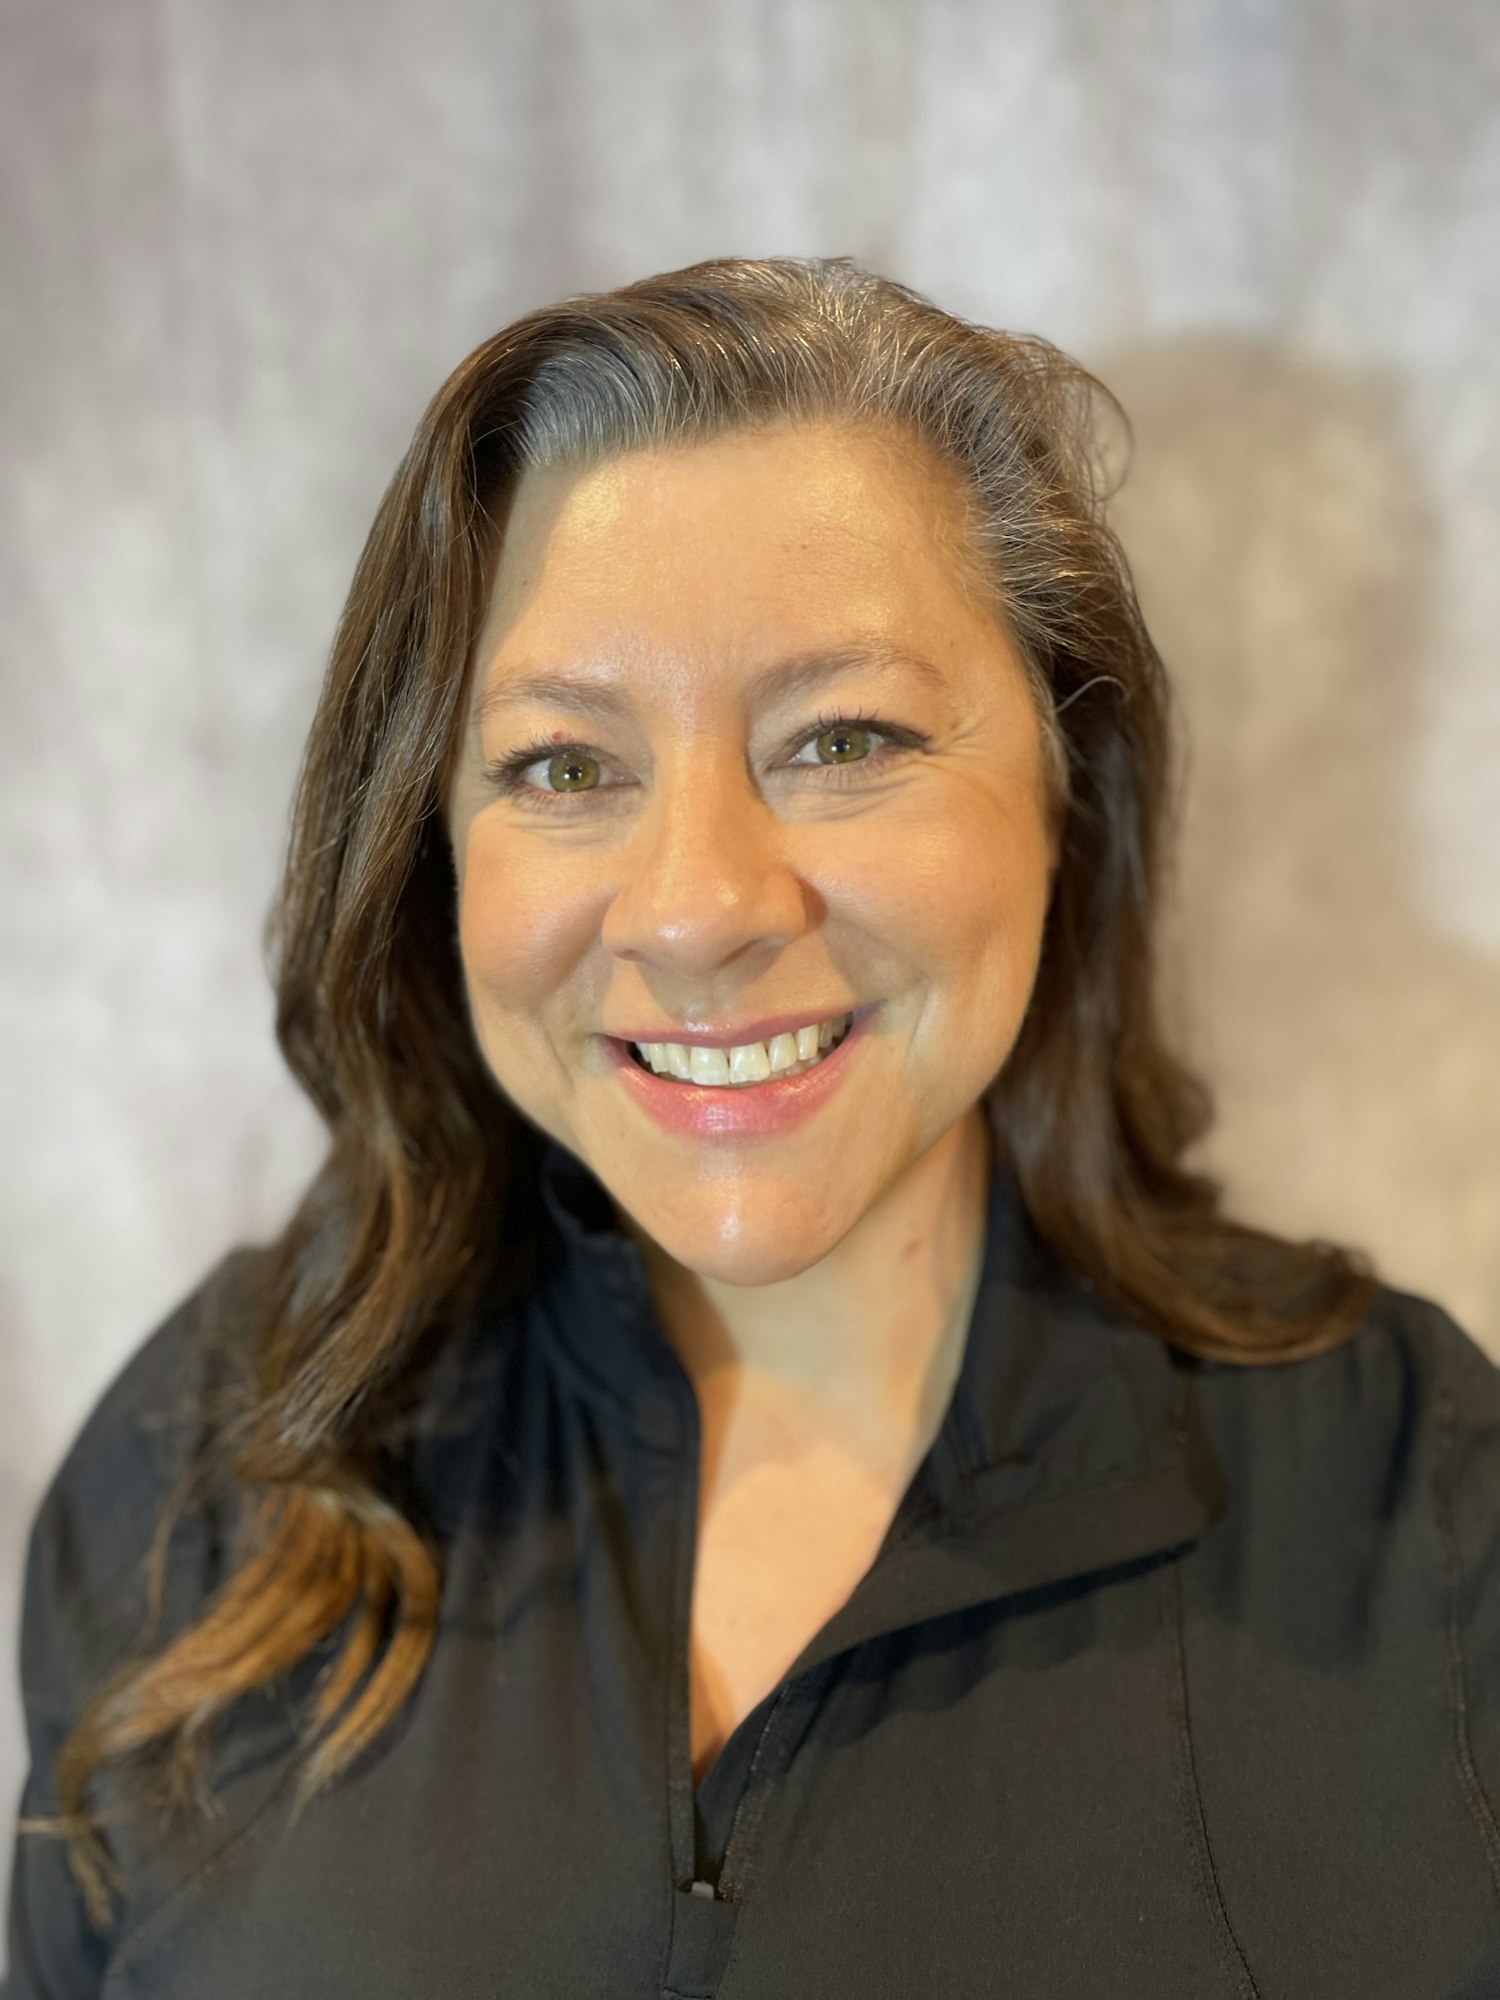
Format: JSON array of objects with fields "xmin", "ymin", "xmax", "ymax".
[
  {"xmin": 1192, "ymin": 1279, "xmax": 1498, "ymax": 1478},
  {"xmin": 18, "ymin": 1246, "xmax": 267, "ymax": 1728},
  {"xmin": 1185, "ymin": 1281, "xmax": 1500, "ymax": 1624}
]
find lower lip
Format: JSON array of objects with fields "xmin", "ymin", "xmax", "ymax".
[{"xmin": 599, "ymin": 1009, "xmax": 876, "ymax": 1140}]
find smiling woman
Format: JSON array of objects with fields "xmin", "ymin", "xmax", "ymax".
[
  {"xmin": 444, "ymin": 423, "xmax": 1058, "ymax": 1284},
  {"xmin": 9, "ymin": 258, "xmax": 1500, "ymax": 1998}
]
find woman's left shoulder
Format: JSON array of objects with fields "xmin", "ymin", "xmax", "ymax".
[
  {"xmin": 1179, "ymin": 1285, "xmax": 1500, "ymax": 1960},
  {"xmin": 1194, "ymin": 1279, "xmax": 1499, "ymax": 1460},
  {"xmin": 1369, "ymin": 1284, "xmax": 1500, "ymax": 1553},
  {"xmin": 1359, "ymin": 1278, "xmax": 1500, "ymax": 1399},
  {"xmin": 1186, "ymin": 1280, "xmax": 1500, "ymax": 1570},
  {"xmin": 1336, "ymin": 1279, "xmax": 1498, "ymax": 1432}
]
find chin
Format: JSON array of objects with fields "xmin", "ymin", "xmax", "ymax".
[
  {"xmin": 661, "ymin": 1233, "xmax": 832, "ymax": 1290},
  {"xmin": 622, "ymin": 1179, "xmax": 861, "ymax": 1288}
]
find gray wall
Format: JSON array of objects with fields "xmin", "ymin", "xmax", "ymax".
[{"xmin": 3, "ymin": 0, "xmax": 1498, "ymax": 1944}]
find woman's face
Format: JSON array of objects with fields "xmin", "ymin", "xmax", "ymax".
[{"xmin": 444, "ymin": 421, "xmax": 1059, "ymax": 1286}]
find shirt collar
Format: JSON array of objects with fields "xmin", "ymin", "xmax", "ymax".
[{"xmin": 533, "ymin": 1120, "xmax": 1225, "ymax": 1660}]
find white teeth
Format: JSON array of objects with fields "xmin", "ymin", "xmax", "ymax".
[
  {"xmin": 633, "ymin": 1012, "xmax": 853, "ymax": 1087},
  {"xmin": 728, "ymin": 1041, "xmax": 772, "ymax": 1084},
  {"xmin": 688, "ymin": 1044, "xmax": 730, "ymax": 1085}
]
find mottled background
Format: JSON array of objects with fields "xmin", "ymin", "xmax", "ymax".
[{"xmin": 3, "ymin": 0, "xmax": 1498, "ymax": 1941}]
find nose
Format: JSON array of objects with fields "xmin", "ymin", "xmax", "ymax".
[{"xmin": 599, "ymin": 747, "xmax": 810, "ymax": 977}]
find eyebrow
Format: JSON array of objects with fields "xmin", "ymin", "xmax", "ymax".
[{"xmin": 474, "ymin": 642, "xmax": 951, "ymax": 725}]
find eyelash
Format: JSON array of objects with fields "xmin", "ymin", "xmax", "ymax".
[{"xmin": 481, "ymin": 709, "xmax": 927, "ymax": 813}]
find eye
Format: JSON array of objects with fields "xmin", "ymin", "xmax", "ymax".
[
  {"xmin": 787, "ymin": 717, "xmax": 885, "ymax": 767},
  {"xmin": 482, "ymin": 740, "xmax": 618, "ymax": 809},
  {"xmin": 781, "ymin": 709, "xmax": 928, "ymax": 780},
  {"xmin": 482, "ymin": 708, "xmax": 927, "ymax": 812}
]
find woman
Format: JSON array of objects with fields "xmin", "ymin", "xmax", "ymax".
[{"xmin": 7, "ymin": 256, "xmax": 1499, "ymax": 1998}]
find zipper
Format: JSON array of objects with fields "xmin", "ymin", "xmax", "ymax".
[
  {"xmin": 667, "ymin": 1368, "xmax": 704, "ymax": 1895},
  {"xmin": 681, "ymin": 1681, "xmax": 795, "ymax": 1902},
  {"xmin": 666, "ymin": 1361, "xmax": 795, "ymax": 1905},
  {"xmin": 713, "ymin": 1678, "xmax": 794, "ymax": 1901}
]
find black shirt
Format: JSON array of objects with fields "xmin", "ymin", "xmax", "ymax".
[{"xmin": 7, "ymin": 1133, "xmax": 1500, "ymax": 1997}]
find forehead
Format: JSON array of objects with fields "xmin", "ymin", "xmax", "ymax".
[{"xmin": 474, "ymin": 421, "xmax": 996, "ymax": 686}]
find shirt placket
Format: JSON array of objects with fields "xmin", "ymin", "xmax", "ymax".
[
  {"xmin": 653, "ymin": 1349, "xmax": 960, "ymax": 1997},
  {"xmin": 661, "ymin": 1682, "xmax": 794, "ymax": 1998},
  {"xmin": 657, "ymin": 1355, "xmax": 764, "ymax": 1997}
]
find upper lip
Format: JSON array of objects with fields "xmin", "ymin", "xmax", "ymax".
[{"xmin": 604, "ymin": 1004, "xmax": 865, "ymax": 1050}]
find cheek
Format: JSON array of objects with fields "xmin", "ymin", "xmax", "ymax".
[
  {"xmin": 456, "ymin": 825, "xmax": 599, "ymax": 1027},
  {"xmin": 832, "ymin": 790, "xmax": 1053, "ymax": 1019}
]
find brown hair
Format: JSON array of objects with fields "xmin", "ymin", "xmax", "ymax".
[{"xmin": 25, "ymin": 254, "xmax": 1379, "ymax": 1924}]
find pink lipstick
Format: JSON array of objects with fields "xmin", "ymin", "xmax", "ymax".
[{"xmin": 598, "ymin": 1007, "xmax": 875, "ymax": 1140}]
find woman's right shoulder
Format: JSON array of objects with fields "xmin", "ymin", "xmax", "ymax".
[
  {"xmin": 20, "ymin": 1245, "xmax": 269, "ymax": 1725},
  {"xmin": 45, "ymin": 1245, "xmax": 265, "ymax": 1506}
]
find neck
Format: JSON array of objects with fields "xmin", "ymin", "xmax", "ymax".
[{"xmin": 619, "ymin": 1105, "xmax": 994, "ymax": 1447}]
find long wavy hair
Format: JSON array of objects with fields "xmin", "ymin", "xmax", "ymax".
[{"xmin": 26, "ymin": 254, "xmax": 1379, "ymax": 1925}]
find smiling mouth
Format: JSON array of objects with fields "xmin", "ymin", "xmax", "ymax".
[{"xmin": 624, "ymin": 1011, "xmax": 854, "ymax": 1087}]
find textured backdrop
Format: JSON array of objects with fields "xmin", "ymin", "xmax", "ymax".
[{"xmin": 3, "ymin": 0, "xmax": 1499, "ymax": 1940}]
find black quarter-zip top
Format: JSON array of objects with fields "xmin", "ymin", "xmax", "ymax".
[{"xmin": 7, "ymin": 1128, "xmax": 1500, "ymax": 1998}]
